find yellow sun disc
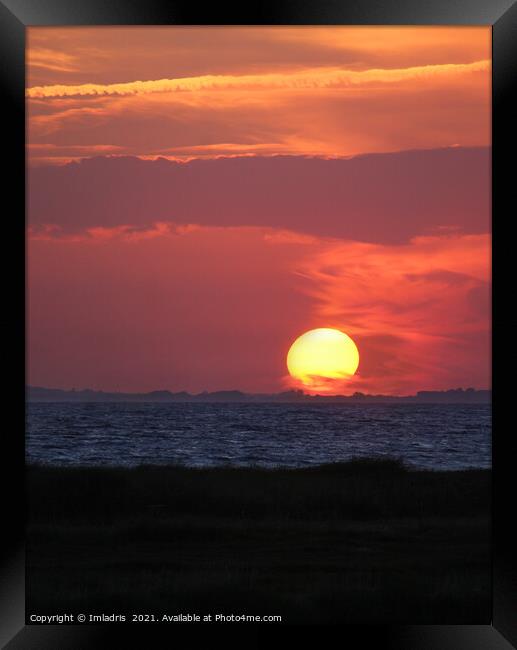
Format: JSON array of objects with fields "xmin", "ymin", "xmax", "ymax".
[{"xmin": 287, "ymin": 328, "xmax": 359, "ymax": 386}]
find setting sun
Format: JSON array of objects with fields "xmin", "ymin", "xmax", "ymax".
[{"xmin": 287, "ymin": 328, "xmax": 360, "ymax": 391}]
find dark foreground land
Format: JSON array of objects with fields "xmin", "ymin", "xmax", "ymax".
[{"xmin": 27, "ymin": 459, "xmax": 491, "ymax": 624}]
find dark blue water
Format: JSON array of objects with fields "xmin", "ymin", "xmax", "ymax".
[{"xmin": 26, "ymin": 402, "xmax": 491, "ymax": 470}]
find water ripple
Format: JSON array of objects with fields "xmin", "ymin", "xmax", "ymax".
[{"xmin": 26, "ymin": 402, "xmax": 491, "ymax": 470}]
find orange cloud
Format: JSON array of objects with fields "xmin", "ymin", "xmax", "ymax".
[
  {"xmin": 26, "ymin": 26, "xmax": 491, "ymax": 163},
  {"xmin": 27, "ymin": 60, "xmax": 489, "ymax": 98},
  {"xmin": 27, "ymin": 73, "xmax": 490, "ymax": 161},
  {"xmin": 27, "ymin": 26, "xmax": 490, "ymax": 87},
  {"xmin": 27, "ymin": 48, "xmax": 79, "ymax": 73}
]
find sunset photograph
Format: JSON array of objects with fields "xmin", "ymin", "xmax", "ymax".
[{"xmin": 26, "ymin": 26, "xmax": 491, "ymax": 624}]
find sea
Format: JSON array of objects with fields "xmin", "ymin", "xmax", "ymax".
[{"xmin": 26, "ymin": 402, "xmax": 491, "ymax": 471}]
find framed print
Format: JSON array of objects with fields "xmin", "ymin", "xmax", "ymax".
[{"xmin": 0, "ymin": 0, "xmax": 515, "ymax": 648}]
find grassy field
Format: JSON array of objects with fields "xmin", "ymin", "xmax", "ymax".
[{"xmin": 26, "ymin": 459, "xmax": 491, "ymax": 624}]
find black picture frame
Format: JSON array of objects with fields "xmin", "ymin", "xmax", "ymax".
[{"xmin": 1, "ymin": 1, "xmax": 514, "ymax": 647}]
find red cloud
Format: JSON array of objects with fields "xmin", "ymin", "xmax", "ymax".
[{"xmin": 289, "ymin": 233, "xmax": 490, "ymax": 395}]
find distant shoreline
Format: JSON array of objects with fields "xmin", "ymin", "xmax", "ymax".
[{"xmin": 27, "ymin": 385, "xmax": 491, "ymax": 405}]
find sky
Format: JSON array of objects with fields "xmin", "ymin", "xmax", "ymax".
[{"xmin": 27, "ymin": 27, "xmax": 491, "ymax": 395}]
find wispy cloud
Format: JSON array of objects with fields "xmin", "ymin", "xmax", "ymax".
[
  {"xmin": 286, "ymin": 233, "xmax": 490, "ymax": 394},
  {"xmin": 27, "ymin": 60, "xmax": 489, "ymax": 98},
  {"xmin": 28, "ymin": 223, "xmax": 490, "ymax": 394},
  {"xmin": 27, "ymin": 48, "xmax": 79, "ymax": 73}
]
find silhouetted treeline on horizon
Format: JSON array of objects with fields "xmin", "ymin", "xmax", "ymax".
[{"xmin": 27, "ymin": 385, "xmax": 491, "ymax": 404}]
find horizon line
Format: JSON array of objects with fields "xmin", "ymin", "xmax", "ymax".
[{"xmin": 27, "ymin": 385, "xmax": 491, "ymax": 399}]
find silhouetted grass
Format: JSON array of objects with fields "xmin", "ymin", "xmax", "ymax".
[{"xmin": 26, "ymin": 459, "xmax": 491, "ymax": 623}]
